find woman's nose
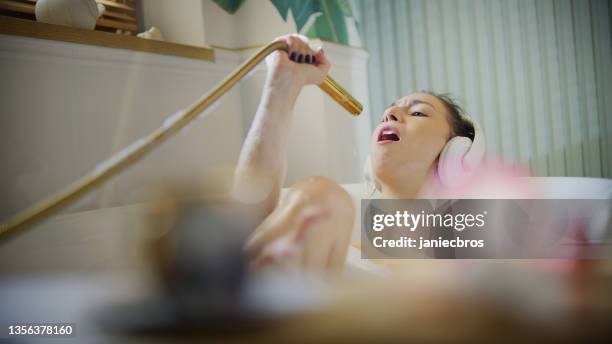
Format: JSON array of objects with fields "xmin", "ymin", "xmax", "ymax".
[{"xmin": 382, "ymin": 113, "xmax": 399, "ymax": 122}]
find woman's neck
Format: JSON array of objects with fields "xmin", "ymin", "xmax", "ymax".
[{"xmin": 379, "ymin": 167, "xmax": 440, "ymax": 199}]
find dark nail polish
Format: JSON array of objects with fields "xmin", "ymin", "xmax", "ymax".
[
  {"xmin": 290, "ymin": 52, "xmax": 297, "ymax": 61},
  {"xmin": 305, "ymin": 55, "xmax": 311, "ymax": 63},
  {"xmin": 312, "ymin": 56, "xmax": 316, "ymax": 64},
  {"xmin": 297, "ymin": 54, "xmax": 304, "ymax": 63}
]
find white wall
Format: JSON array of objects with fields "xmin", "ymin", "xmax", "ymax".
[
  {"xmin": 0, "ymin": 34, "xmax": 244, "ymax": 219},
  {"xmin": 200, "ymin": 0, "xmax": 236, "ymax": 48},
  {"xmin": 201, "ymin": 0, "xmax": 297, "ymax": 49},
  {"xmin": 141, "ymin": 0, "xmax": 208, "ymax": 46},
  {"xmin": 233, "ymin": 0, "xmax": 297, "ymax": 48}
]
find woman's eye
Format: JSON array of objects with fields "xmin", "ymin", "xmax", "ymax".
[{"xmin": 411, "ymin": 112, "xmax": 426, "ymax": 117}]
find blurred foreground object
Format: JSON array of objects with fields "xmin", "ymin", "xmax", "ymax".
[
  {"xmin": 1, "ymin": 186, "xmax": 611, "ymax": 342},
  {"xmin": 100, "ymin": 188, "xmax": 328, "ymax": 334}
]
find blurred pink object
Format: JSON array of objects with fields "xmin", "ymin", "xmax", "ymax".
[{"xmin": 435, "ymin": 157, "xmax": 534, "ymax": 199}]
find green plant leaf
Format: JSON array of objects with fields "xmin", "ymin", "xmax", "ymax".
[
  {"xmin": 306, "ymin": 0, "xmax": 349, "ymax": 44},
  {"xmin": 270, "ymin": 0, "xmax": 320, "ymax": 32},
  {"xmin": 269, "ymin": 0, "xmax": 290, "ymax": 20},
  {"xmin": 336, "ymin": 0, "xmax": 352, "ymax": 16},
  {"xmin": 269, "ymin": 0, "xmax": 356, "ymax": 45},
  {"xmin": 213, "ymin": 0, "xmax": 245, "ymax": 14}
]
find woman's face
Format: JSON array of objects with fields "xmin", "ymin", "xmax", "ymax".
[{"xmin": 370, "ymin": 93, "xmax": 452, "ymax": 186}]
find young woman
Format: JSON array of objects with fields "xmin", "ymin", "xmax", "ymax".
[{"xmin": 232, "ymin": 34, "xmax": 476, "ymax": 273}]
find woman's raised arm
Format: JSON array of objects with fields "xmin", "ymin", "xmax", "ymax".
[{"xmin": 231, "ymin": 34, "xmax": 330, "ymax": 225}]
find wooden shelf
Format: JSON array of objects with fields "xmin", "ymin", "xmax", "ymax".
[
  {"xmin": 98, "ymin": 0, "xmax": 135, "ymax": 12},
  {"xmin": 97, "ymin": 16, "xmax": 137, "ymax": 32},
  {"xmin": 0, "ymin": 16, "xmax": 215, "ymax": 62},
  {"xmin": 0, "ymin": 0, "xmax": 31, "ymax": 14},
  {"xmin": 0, "ymin": 0, "xmax": 138, "ymax": 33}
]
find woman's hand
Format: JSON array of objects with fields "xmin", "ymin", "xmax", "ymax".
[{"xmin": 265, "ymin": 34, "xmax": 330, "ymax": 89}]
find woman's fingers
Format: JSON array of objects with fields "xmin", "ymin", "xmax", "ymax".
[
  {"xmin": 274, "ymin": 34, "xmax": 324, "ymax": 79},
  {"xmin": 286, "ymin": 34, "xmax": 317, "ymax": 64},
  {"xmin": 267, "ymin": 34, "xmax": 330, "ymax": 86},
  {"xmin": 292, "ymin": 52, "xmax": 315, "ymax": 64},
  {"xmin": 315, "ymin": 48, "xmax": 329, "ymax": 68},
  {"xmin": 286, "ymin": 35, "xmax": 303, "ymax": 59}
]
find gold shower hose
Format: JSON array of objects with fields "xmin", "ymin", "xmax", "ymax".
[{"xmin": 0, "ymin": 40, "xmax": 363, "ymax": 242}]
